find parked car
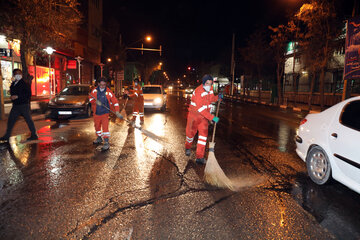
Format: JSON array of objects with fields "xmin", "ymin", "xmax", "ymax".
[
  {"xmin": 142, "ymin": 85, "xmax": 167, "ymax": 112},
  {"xmin": 295, "ymin": 96, "xmax": 360, "ymax": 194},
  {"xmin": 48, "ymin": 84, "xmax": 92, "ymax": 118}
]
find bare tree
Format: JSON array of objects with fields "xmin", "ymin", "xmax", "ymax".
[
  {"xmin": 269, "ymin": 24, "xmax": 293, "ymax": 105},
  {"xmin": 240, "ymin": 28, "xmax": 272, "ymax": 100},
  {"xmin": 0, "ymin": 0, "xmax": 81, "ymax": 84},
  {"xmin": 295, "ymin": 0, "xmax": 342, "ymax": 110}
]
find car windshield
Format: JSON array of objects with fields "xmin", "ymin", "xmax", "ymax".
[
  {"xmin": 143, "ymin": 87, "xmax": 161, "ymax": 94},
  {"xmin": 60, "ymin": 86, "xmax": 89, "ymax": 95}
]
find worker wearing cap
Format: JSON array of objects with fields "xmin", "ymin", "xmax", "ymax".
[
  {"xmin": 126, "ymin": 78, "xmax": 144, "ymax": 124},
  {"xmin": 185, "ymin": 74, "xmax": 223, "ymax": 164},
  {"xmin": 89, "ymin": 78, "xmax": 120, "ymax": 151}
]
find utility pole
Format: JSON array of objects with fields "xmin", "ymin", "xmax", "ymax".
[{"xmin": 230, "ymin": 33, "xmax": 235, "ymax": 96}]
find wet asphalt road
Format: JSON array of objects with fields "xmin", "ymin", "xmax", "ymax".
[{"xmin": 0, "ymin": 91, "xmax": 360, "ymax": 240}]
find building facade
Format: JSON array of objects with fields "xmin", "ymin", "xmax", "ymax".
[
  {"xmin": 284, "ymin": 41, "xmax": 345, "ymax": 94},
  {"xmin": 0, "ymin": 0, "xmax": 103, "ymax": 98}
]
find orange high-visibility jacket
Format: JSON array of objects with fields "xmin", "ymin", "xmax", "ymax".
[
  {"xmin": 188, "ymin": 85, "xmax": 218, "ymax": 121},
  {"xmin": 89, "ymin": 87, "xmax": 120, "ymax": 114},
  {"xmin": 128, "ymin": 85, "xmax": 144, "ymax": 100}
]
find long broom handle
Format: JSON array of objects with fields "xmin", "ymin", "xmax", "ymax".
[
  {"xmin": 211, "ymin": 99, "xmax": 221, "ymax": 143},
  {"xmin": 123, "ymin": 97, "xmax": 128, "ymax": 109}
]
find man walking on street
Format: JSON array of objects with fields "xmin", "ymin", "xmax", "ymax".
[
  {"xmin": 185, "ymin": 74, "xmax": 223, "ymax": 164},
  {"xmin": 0, "ymin": 69, "xmax": 38, "ymax": 143},
  {"xmin": 89, "ymin": 77, "xmax": 120, "ymax": 151}
]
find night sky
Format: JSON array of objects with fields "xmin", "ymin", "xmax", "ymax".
[{"xmin": 104, "ymin": 0, "xmax": 354, "ymax": 79}]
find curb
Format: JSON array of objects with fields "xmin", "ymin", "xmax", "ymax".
[{"xmin": 224, "ymin": 95, "xmax": 321, "ymax": 114}]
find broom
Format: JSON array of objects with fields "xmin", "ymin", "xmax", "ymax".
[
  {"xmin": 120, "ymin": 97, "xmax": 128, "ymax": 119},
  {"xmin": 89, "ymin": 94, "xmax": 163, "ymax": 142},
  {"xmin": 204, "ymin": 99, "xmax": 235, "ymax": 191}
]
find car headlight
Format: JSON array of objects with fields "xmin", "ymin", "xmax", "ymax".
[
  {"xmin": 154, "ymin": 97, "xmax": 162, "ymax": 104},
  {"xmin": 48, "ymin": 99, "xmax": 56, "ymax": 106},
  {"xmin": 75, "ymin": 101, "xmax": 85, "ymax": 106}
]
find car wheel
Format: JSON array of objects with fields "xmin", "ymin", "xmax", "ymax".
[
  {"xmin": 306, "ymin": 146, "xmax": 331, "ymax": 185},
  {"xmin": 85, "ymin": 105, "xmax": 92, "ymax": 118}
]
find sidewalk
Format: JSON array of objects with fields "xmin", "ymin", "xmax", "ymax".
[{"xmin": 224, "ymin": 94, "xmax": 323, "ymax": 114}]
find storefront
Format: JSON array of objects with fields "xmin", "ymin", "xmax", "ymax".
[
  {"xmin": 0, "ymin": 35, "xmax": 22, "ymax": 98},
  {"xmin": 1, "ymin": 34, "xmax": 96, "ymax": 98},
  {"xmin": 28, "ymin": 65, "xmax": 55, "ymax": 96}
]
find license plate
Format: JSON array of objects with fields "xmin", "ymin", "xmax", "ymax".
[
  {"xmin": 144, "ymin": 102, "xmax": 153, "ymax": 106},
  {"xmin": 58, "ymin": 111, "xmax": 72, "ymax": 115}
]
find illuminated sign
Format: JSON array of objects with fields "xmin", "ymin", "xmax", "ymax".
[
  {"xmin": 29, "ymin": 65, "xmax": 55, "ymax": 96},
  {"xmin": 67, "ymin": 60, "xmax": 77, "ymax": 69}
]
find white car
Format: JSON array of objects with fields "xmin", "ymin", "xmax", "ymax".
[
  {"xmin": 142, "ymin": 85, "xmax": 167, "ymax": 112},
  {"xmin": 295, "ymin": 96, "xmax": 360, "ymax": 194}
]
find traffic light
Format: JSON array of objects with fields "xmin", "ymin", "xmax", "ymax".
[{"xmin": 187, "ymin": 66, "xmax": 191, "ymax": 71}]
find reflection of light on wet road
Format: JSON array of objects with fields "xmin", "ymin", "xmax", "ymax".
[
  {"xmin": 82, "ymin": 125, "xmax": 128, "ymax": 210},
  {"xmin": 134, "ymin": 113, "xmax": 165, "ymax": 179},
  {"xmin": 279, "ymin": 203, "xmax": 286, "ymax": 227},
  {"xmin": 46, "ymin": 154, "xmax": 62, "ymax": 187},
  {"xmin": 134, "ymin": 127, "xmax": 146, "ymax": 179},
  {"xmin": 11, "ymin": 136, "xmax": 31, "ymax": 166},
  {"xmin": 0, "ymin": 150, "xmax": 23, "ymax": 188},
  {"xmin": 278, "ymin": 122, "xmax": 290, "ymax": 152}
]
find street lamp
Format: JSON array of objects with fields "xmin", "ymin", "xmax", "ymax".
[
  {"xmin": 44, "ymin": 47, "xmax": 55, "ymax": 96},
  {"xmin": 75, "ymin": 56, "xmax": 84, "ymax": 84}
]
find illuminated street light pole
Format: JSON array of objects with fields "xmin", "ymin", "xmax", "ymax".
[
  {"xmin": 44, "ymin": 47, "xmax": 55, "ymax": 96},
  {"xmin": 99, "ymin": 63, "xmax": 104, "ymax": 77},
  {"xmin": 75, "ymin": 56, "xmax": 84, "ymax": 84},
  {"xmin": 123, "ymin": 36, "xmax": 154, "ymax": 86}
]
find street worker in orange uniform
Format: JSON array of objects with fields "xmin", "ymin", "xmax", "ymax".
[
  {"xmin": 89, "ymin": 78, "xmax": 120, "ymax": 151},
  {"xmin": 185, "ymin": 74, "xmax": 223, "ymax": 164},
  {"xmin": 126, "ymin": 78, "xmax": 144, "ymax": 124}
]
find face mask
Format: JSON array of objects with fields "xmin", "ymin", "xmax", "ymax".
[
  {"xmin": 99, "ymin": 87, "xmax": 105, "ymax": 92},
  {"xmin": 203, "ymin": 85, "xmax": 211, "ymax": 92},
  {"xmin": 14, "ymin": 75, "xmax": 22, "ymax": 81},
  {"xmin": 134, "ymin": 82, "xmax": 138, "ymax": 86}
]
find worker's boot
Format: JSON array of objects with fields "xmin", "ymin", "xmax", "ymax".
[
  {"xmin": 196, "ymin": 158, "xmax": 206, "ymax": 165},
  {"xmin": 93, "ymin": 136, "xmax": 103, "ymax": 144},
  {"xmin": 101, "ymin": 138, "xmax": 110, "ymax": 151},
  {"xmin": 185, "ymin": 148, "xmax": 191, "ymax": 156}
]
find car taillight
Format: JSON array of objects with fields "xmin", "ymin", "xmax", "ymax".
[{"xmin": 300, "ymin": 118, "xmax": 307, "ymax": 125}]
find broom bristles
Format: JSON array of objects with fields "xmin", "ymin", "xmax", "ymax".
[
  {"xmin": 204, "ymin": 152, "xmax": 235, "ymax": 191},
  {"xmin": 204, "ymin": 142, "xmax": 235, "ymax": 191},
  {"xmin": 120, "ymin": 109, "xmax": 127, "ymax": 119}
]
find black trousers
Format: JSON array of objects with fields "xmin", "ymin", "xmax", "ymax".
[{"xmin": 4, "ymin": 104, "xmax": 37, "ymax": 138}]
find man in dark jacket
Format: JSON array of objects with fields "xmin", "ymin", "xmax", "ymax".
[{"xmin": 0, "ymin": 69, "xmax": 38, "ymax": 142}]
